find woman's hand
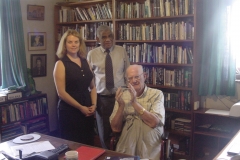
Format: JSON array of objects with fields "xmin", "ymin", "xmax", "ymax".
[
  {"xmin": 88, "ymin": 105, "xmax": 96, "ymax": 116},
  {"xmin": 80, "ymin": 106, "xmax": 93, "ymax": 116}
]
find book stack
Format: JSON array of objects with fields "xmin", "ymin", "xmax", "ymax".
[
  {"xmin": 21, "ymin": 116, "xmax": 48, "ymax": 134},
  {"xmin": 1, "ymin": 122, "xmax": 24, "ymax": 142},
  {"xmin": 209, "ymin": 124, "xmax": 232, "ymax": 133},
  {"xmin": 174, "ymin": 118, "xmax": 191, "ymax": 133}
]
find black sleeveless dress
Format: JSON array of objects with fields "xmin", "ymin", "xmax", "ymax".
[{"xmin": 57, "ymin": 55, "xmax": 95, "ymax": 145}]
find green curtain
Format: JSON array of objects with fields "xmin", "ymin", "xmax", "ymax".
[
  {"xmin": 198, "ymin": 0, "xmax": 236, "ymax": 96},
  {"xmin": 0, "ymin": 0, "xmax": 28, "ymax": 88}
]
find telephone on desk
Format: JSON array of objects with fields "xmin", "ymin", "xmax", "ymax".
[{"xmin": 2, "ymin": 144, "xmax": 69, "ymax": 160}]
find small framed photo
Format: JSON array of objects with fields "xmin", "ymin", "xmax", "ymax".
[
  {"xmin": 27, "ymin": 5, "xmax": 44, "ymax": 20},
  {"xmin": 28, "ymin": 32, "xmax": 46, "ymax": 51},
  {"xmin": 31, "ymin": 54, "xmax": 47, "ymax": 77}
]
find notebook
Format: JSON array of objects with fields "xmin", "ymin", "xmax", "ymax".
[{"xmin": 76, "ymin": 146, "xmax": 105, "ymax": 160}]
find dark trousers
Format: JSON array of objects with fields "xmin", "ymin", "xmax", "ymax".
[{"xmin": 96, "ymin": 95, "xmax": 115, "ymax": 149}]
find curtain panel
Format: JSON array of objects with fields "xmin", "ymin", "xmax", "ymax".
[
  {"xmin": 198, "ymin": 0, "xmax": 236, "ymax": 96},
  {"xmin": 0, "ymin": 0, "xmax": 28, "ymax": 88}
]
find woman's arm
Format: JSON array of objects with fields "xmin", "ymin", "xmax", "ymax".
[
  {"xmin": 88, "ymin": 78, "xmax": 97, "ymax": 115},
  {"xmin": 87, "ymin": 60, "xmax": 97, "ymax": 115}
]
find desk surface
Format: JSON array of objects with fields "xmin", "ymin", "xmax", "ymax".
[
  {"xmin": 0, "ymin": 133, "xmax": 131, "ymax": 160},
  {"xmin": 213, "ymin": 130, "xmax": 240, "ymax": 160}
]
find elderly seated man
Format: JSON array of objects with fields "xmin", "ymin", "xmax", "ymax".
[{"xmin": 110, "ymin": 64, "xmax": 165, "ymax": 160}]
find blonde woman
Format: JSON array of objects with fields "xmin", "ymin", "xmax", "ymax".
[{"xmin": 53, "ymin": 30, "xmax": 97, "ymax": 145}]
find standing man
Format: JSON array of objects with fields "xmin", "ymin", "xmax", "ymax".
[{"xmin": 87, "ymin": 25, "xmax": 130, "ymax": 149}]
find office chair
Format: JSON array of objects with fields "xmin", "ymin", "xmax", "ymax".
[{"xmin": 110, "ymin": 131, "xmax": 173, "ymax": 160}]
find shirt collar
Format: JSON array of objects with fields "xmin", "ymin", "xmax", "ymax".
[
  {"xmin": 100, "ymin": 46, "xmax": 114, "ymax": 53},
  {"xmin": 137, "ymin": 85, "xmax": 148, "ymax": 99}
]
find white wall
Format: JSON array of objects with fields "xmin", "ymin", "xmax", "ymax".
[{"xmin": 20, "ymin": 0, "xmax": 61, "ymax": 131}]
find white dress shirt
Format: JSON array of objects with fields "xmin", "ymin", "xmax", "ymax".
[{"xmin": 87, "ymin": 45, "xmax": 130, "ymax": 95}]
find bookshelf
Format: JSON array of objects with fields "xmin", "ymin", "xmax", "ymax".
[
  {"xmin": 54, "ymin": 0, "xmax": 201, "ymax": 159},
  {"xmin": 0, "ymin": 93, "xmax": 49, "ymax": 142},
  {"xmin": 193, "ymin": 109, "xmax": 240, "ymax": 160}
]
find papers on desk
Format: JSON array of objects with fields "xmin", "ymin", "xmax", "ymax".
[
  {"xmin": 205, "ymin": 109, "xmax": 229, "ymax": 116},
  {"xmin": 0, "ymin": 153, "xmax": 7, "ymax": 160},
  {"xmin": 10, "ymin": 141, "xmax": 55, "ymax": 158}
]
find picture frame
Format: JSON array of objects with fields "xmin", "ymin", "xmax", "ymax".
[
  {"xmin": 28, "ymin": 32, "xmax": 46, "ymax": 51},
  {"xmin": 31, "ymin": 54, "xmax": 47, "ymax": 77},
  {"xmin": 27, "ymin": 5, "xmax": 45, "ymax": 20}
]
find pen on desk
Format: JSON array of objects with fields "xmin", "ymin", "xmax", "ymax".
[{"xmin": 19, "ymin": 149, "xmax": 22, "ymax": 159}]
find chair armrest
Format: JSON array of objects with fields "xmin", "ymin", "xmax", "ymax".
[
  {"xmin": 161, "ymin": 131, "xmax": 169, "ymax": 140},
  {"xmin": 161, "ymin": 131, "xmax": 174, "ymax": 160},
  {"xmin": 110, "ymin": 132, "xmax": 121, "ymax": 151}
]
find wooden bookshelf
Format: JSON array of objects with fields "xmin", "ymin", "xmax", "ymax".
[
  {"xmin": 193, "ymin": 109, "xmax": 240, "ymax": 160},
  {"xmin": 54, "ymin": 0, "xmax": 201, "ymax": 159},
  {"xmin": 0, "ymin": 93, "xmax": 49, "ymax": 142}
]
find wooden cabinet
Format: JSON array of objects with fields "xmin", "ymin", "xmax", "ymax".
[
  {"xmin": 0, "ymin": 93, "xmax": 49, "ymax": 142},
  {"xmin": 193, "ymin": 109, "xmax": 240, "ymax": 160},
  {"xmin": 54, "ymin": 0, "xmax": 201, "ymax": 159}
]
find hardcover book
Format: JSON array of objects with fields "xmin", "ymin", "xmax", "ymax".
[{"xmin": 76, "ymin": 146, "xmax": 105, "ymax": 160}]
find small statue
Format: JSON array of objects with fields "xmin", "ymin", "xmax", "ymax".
[{"xmin": 26, "ymin": 68, "xmax": 41, "ymax": 96}]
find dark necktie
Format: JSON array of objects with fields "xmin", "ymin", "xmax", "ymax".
[{"xmin": 105, "ymin": 49, "xmax": 114, "ymax": 90}]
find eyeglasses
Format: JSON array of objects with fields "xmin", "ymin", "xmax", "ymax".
[
  {"xmin": 127, "ymin": 73, "xmax": 143, "ymax": 82},
  {"xmin": 101, "ymin": 34, "xmax": 113, "ymax": 40}
]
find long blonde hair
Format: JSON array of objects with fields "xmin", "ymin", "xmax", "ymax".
[{"xmin": 56, "ymin": 29, "xmax": 87, "ymax": 59}]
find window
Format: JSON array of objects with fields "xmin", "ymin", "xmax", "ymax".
[{"xmin": 228, "ymin": 0, "xmax": 240, "ymax": 80}]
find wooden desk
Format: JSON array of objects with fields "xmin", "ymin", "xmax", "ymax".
[
  {"xmin": 0, "ymin": 133, "xmax": 131, "ymax": 160},
  {"xmin": 213, "ymin": 130, "xmax": 240, "ymax": 160}
]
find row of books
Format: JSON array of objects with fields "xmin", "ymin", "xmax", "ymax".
[
  {"xmin": 57, "ymin": 22, "xmax": 113, "ymax": 41},
  {"xmin": 144, "ymin": 66, "xmax": 192, "ymax": 87},
  {"xmin": 59, "ymin": 2, "xmax": 112, "ymax": 22},
  {"xmin": 21, "ymin": 116, "xmax": 49, "ymax": 134},
  {"xmin": 123, "ymin": 43, "xmax": 193, "ymax": 64},
  {"xmin": 118, "ymin": 21, "xmax": 194, "ymax": 41},
  {"xmin": 116, "ymin": 0, "xmax": 194, "ymax": 19},
  {"xmin": 1, "ymin": 116, "xmax": 48, "ymax": 142},
  {"xmin": 163, "ymin": 91, "xmax": 191, "ymax": 111},
  {"xmin": 1, "ymin": 122, "xmax": 23, "ymax": 142},
  {"xmin": 175, "ymin": 136, "xmax": 190, "ymax": 155},
  {"xmin": 1, "ymin": 97, "xmax": 48, "ymax": 124}
]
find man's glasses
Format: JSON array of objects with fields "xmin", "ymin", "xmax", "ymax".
[
  {"xmin": 101, "ymin": 34, "xmax": 113, "ymax": 40},
  {"xmin": 127, "ymin": 73, "xmax": 143, "ymax": 82}
]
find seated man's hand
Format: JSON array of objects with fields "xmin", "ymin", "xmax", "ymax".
[
  {"xmin": 128, "ymin": 83, "xmax": 137, "ymax": 103},
  {"xmin": 115, "ymin": 87, "xmax": 125, "ymax": 107}
]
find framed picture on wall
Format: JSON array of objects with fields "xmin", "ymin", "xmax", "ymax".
[
  {"xmin": 27, "ymin": 5, "xmax": 45, "ymax": 20},
  {"xmin": 31, "ymin": 54, "xmax": 47, "ymax": 77},
  {"xmin": 28, "ymin": 32, "xmax": 46, "ymax": 51}
]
